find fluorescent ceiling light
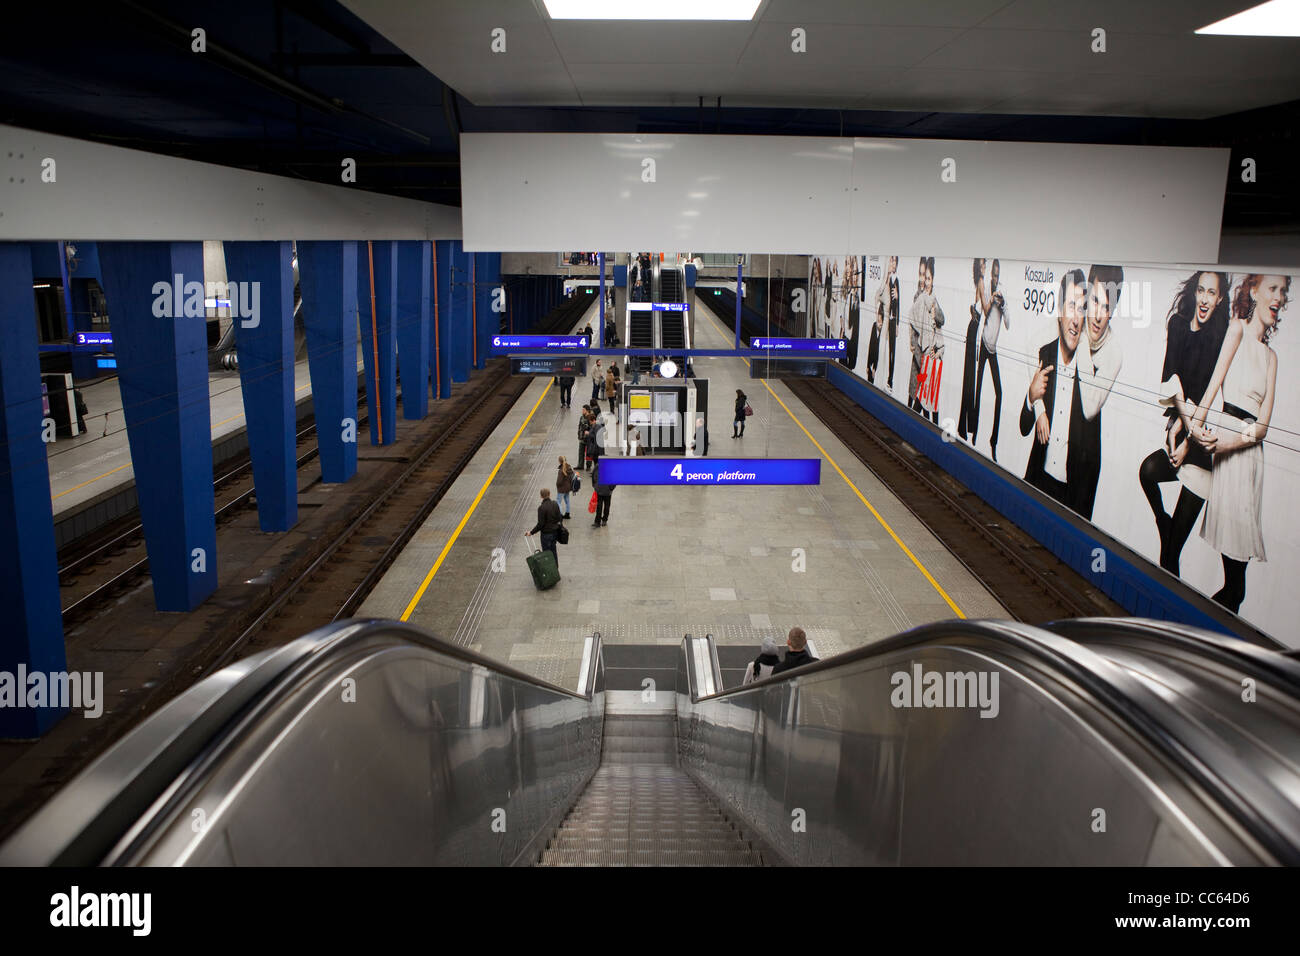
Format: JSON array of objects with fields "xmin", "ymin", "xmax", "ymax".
[
  {"xmin": 1196, "ymin": 0, "xmax": 1300, "ymax": 35},
  {"xmin": 544, "ymin": 0, "xmax": 760, "ymax": 20}
]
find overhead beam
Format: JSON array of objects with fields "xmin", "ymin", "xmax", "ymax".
[{"xmin": 0, "ymin": 124, "xmax": 462, "ymax": 241}]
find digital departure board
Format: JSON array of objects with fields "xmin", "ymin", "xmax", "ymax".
[{"xmin": 510, "ymin": 357, "xmax": 588, "ymax": 376}]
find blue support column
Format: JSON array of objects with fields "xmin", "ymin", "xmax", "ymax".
[
  {"xmin": 357, "ymin": 241, "xmax": 398, "ymax": 445},
  {"xmin": 474, "ymin": 253, "xmax": 500, "ymax": 369},
  {"xmin": 298, "ymin": 241, "xmax": 359, "ymax": 483},
  {"xmin": 396, "ymin": 241, "xmax": 432, "ymax": 420},
  {"xmin": 735, "ymin": 259, "xmax": 743, "ymax": 350},
  {"xmin": 598, "ymin": 254, "xmax": 606, "ymax": 345},
  {"xmin": 223, "ymin": 241, "xmax": 297, "ymax": 532},
  {"xmin": 97, "ymin": 242, "xmax": 217, "ymax": 612},
  {"xmin": 0, "ymin": 244, "xmax": 67, "ymax": 737},
  {"xmin": 448, "ymin": 241, "xmax": 470, "ymax": 383},
  {"xmin": 434, "ymin": 240, "xmax": 452, "ymax": 399}
]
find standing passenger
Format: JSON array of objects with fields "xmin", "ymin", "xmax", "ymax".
[
  {"xmin": 605, "ymin": 367, "xmax": 618, "ymax": 417},
  {"xmin": 590, "ymin": 359, "xmax": 604, "ymax": 404},
  {"xmin": 592, "ymin": 461, "xmax": 615, "ymax": 527},
  {"xmin": 526, "ymin": 489, "xmax": 563, "ymax": 569},
  {"xmin": 556, "ymin": 456, "xmax": 575, "ymax": 519},
  {"xmin": 557, "ymin": 374, "xmax": 574, "ymax": 409},
  {"xmin": 733, "ymin": 389, "xmax": 748, "ymax": 438}
]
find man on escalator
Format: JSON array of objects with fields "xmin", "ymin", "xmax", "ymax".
[{"xmin": 771, "ymin": 627, "xmax": 819, "ymax": 676}]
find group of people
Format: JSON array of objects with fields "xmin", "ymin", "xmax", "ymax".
[
  {"xmin": 630, "ymin": 252, "xmax": 654, "ymax": 302},
  {"xmin": 586, "ymin": 358, "xmax": 620, "ymax": 417},
  {"xmin": 526, "ymin": 450, "xmax": 618, "ymax": 571}
]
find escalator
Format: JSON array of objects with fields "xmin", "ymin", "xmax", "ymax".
[
  {"xmin": 4, "ymin": 618, "xmax": 1299, "ymax": 866},
  {"xmin": 659, "ymin": 265, "xmax": 688, "ymax": 373}
]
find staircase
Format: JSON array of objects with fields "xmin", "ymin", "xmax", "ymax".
[{"xmin": 536, "ymin": 712, "xmax": 765, "ymax": 866}]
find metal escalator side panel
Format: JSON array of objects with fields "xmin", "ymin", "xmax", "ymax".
[
  {"xmin": 675, "ymin": 625, "xmax": 1287, "ymax": 866},
  {"xmin": 0, "ymin": 622, "xmax": 604, "ymax": 867}
]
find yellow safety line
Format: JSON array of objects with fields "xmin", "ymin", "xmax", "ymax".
[
  {"xmin": 702, "ymin": 304, "xmax": 965, "ymax": 618},
  {"xmin": 399, "ymin": 379, "xmax": 555, "ymax": 621},
  {"xmin": 52, "ymin": 463, "xmax": 131, "ymax": 499}
]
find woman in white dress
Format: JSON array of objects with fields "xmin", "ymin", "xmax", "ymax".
[{"xmin": 1190, "ymin": 273, "xmax": 1288, "ymax": 614}]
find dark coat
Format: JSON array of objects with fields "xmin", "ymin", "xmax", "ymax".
[
  {"xmin": 771, "ymin": 649, "xmax": 819, "ymax": 676},
  {"xmin": 556, "ymin": 468, "xmax": 574, "ymax": 494},
  {"xmin": 530, "ymin": 498, "xmax": 563, "ymax": 535},
  {"xmin": 594, "ymin": 464, "xmax": 615, "ymax": 496},
  {"xmin": 1018, "ymin": 338, "xmax": 1100, "ymax": 519}
]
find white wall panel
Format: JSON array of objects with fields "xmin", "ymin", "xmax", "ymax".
[
  {"xmin": 850, "ymin": 137, "xmax": 1229, "ymax": 264},
  {"xmin": 460, "ymin": 132, "xmax": 1228, "ymax": 264},
  {"xmin": 0, "ymin": 125, "xmax": 461, "ymax": 241},
  {"xmin": 460, "ymin": 133, "xmax": 854, "ymax": 254}
]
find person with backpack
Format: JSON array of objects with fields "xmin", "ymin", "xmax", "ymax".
[
  {"xmin": 592, "ymin": 461, "xmax": 615, "ymax": 527},
  {"xmin": 771, "ymin": 627, "xmax": 818, "ymax": 675},
  {"xmin": 733, "ymin": 389, "xmax": 749, "ymax": 438},
  {"xmin": 742, "ymin": 637, "xmax": 783, "ymax": 685},
  {"xmin": 556, "ymin": 456, "xmax": 575, "ymax": 519},
  {"xmin": 526, "ymin": 488, "xmax": 564, "ymax": 570},
  {"xmin": 585, "ymin": 409, "xmax": 604, "ymax": 472}
]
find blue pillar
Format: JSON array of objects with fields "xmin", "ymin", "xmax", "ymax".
[
  {"xmin": 0, "ymin": 244, "xmax": 67, "ymax": 737},
  {"xmin": 396, "ymin": 241, "xmax": 432, "ymax": 420},
  {"xmin": 448, "ymin": 241, "xmax": 470, "ymax": 383},
  {"xmin": 298, "ymin": 241, "xmax": 359, "ymax": 483},
  {"xmin": 735, "ymin": 259, "xmax": 743, "ymax": 350},
  {"xmin": 357, "ymin": 241, "xmax": 398, "ymax": 446},
  {"xmin": 474, "ymin": 253, "xmax": 500, "ymax": 369},
  {"xmin": 97, "ymin": 241, "xmax": 218, "ymax": 612},
  {"xmin": 598, "ymin": 254, "xmax": 606, "ymax": 345},
  {"xmin": 223, "ymin": 241, "xmax": 297, "ymax": 532},
  {"xmin": 434, "ymin": 240, "xmax": 452, "ymax": 399}
]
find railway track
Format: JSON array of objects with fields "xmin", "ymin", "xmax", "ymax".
[
  {"xmin": 785, "ymin": 378, "xmax": 1123, "ymax": 623},
  {"xmin": 57, "ymin": 421, "xmax": 329, "ymax": 624},
  {"xmin": 209, "ymin": 362, "xmax": 532, "ymax": 670}
]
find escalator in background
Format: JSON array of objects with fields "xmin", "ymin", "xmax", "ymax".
[
  {"xmin": 4, "ymin": 618, "xmax": 1298, "ymax": 867},
  {"xmin": 627, "ymin": 310, "xmax": 654, "ymax": 373},
  {"xmin": 658, "ymin": 265, "xmax": 688, "ymax": 373}
]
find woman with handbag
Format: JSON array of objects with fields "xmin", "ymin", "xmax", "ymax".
[
  {"xmin": 556, "ymin": 456, "xmax": 575, "ymax": 519},
  {"xmin": 733, "ymin": 389, "xmax": 751, "ymax": 438}
]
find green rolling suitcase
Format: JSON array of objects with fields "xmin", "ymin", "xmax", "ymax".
[{"xmin": 525, "ymin": 534, "xmax": 560, "ymax": 590}]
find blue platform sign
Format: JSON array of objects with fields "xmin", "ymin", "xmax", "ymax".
[
  {"xmin": 75, "ymin": 331, "xmax": 114, "ymax": 348},
  {"xmin": 596, "ymin": 458, "xmax": 820, "ymax": 486},
  {"xmin": 628, "ymin": 302, "xmax": 689, "ymax": 312},
  {"xmin": 491, "ymin": 334, "xmax": 588, "ymax": 353},
  {"xmin": 750, "ymin": 337, "xmax": 844, "ymax": 353}
]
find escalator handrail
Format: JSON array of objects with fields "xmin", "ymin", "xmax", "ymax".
[
  {"xmin": 683, "ymin": 619, "xmax": 1300, "ymax": 865},
  {"xmin": 1, "ymin": 620, "xmax": 599, "ymax": 867},
  {"xmin": 1044, "ymin": 617, "xmax": 1300, "ymax": 688}
]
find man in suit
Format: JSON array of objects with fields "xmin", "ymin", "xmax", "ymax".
[{"xmin": 1020, "ymin": 269, "xmax": 1098, "ymax": 516}]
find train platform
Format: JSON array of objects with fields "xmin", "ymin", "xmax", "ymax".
[
  {"xmin": 47, "ymin": 352, "xmax": 364, "ymax": 534},
  {"xmin": 359, "ymin": 296, "xmax": 1007, "ymax": 688}
]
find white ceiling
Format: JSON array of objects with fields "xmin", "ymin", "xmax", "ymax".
[{"xmin": 340, "ymin": 0, "xmax": 1300, "ymax": 118}]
